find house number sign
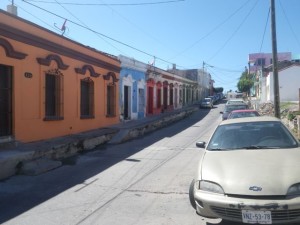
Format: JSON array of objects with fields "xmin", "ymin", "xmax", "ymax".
[{"xmin": 24, "ymin": 72, "xmax": 33, "ymax": 78}]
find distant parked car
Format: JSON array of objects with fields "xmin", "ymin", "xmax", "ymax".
[
  {"xmin": 227, "ymin": 109, "xmax": 260, "ymax": 119},
  {"xmin": 189, "ymin": 116, "xmax": 300, "ymax": 224},
  {"xmin": 207, "ymin": 96, "xmax": 216, "ymax": 104},
  {"xmin": 200, "ymin": 98, "xmax": 213, "ymax": 109},
  {"xmin": 226, "ymin": 99, "xmax": 246, "ymax": 105},
  {"xmin": 220, "ymin": 103, "xmax": 249, "ymax": 120}
]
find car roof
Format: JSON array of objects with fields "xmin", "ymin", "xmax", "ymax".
[
  {"xmin": 230, "ymin": 109, "xmax": 259, "ymax": 113},
  {"xmin": 220, "ymin": 116, "xmax": 280, "ymax": 125},
  {"xmin": 226, "ymin": 99, "xmax": 245, "ymax": 104}
]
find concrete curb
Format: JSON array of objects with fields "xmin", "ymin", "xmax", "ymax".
[{"xmin": 0, "ymin": 106, "xmax": 198, "ymax": 180}]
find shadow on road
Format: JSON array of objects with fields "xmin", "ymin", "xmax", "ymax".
[{"xmin": 0, "ymin": 108, "xmax": 211, "ymax": 224}]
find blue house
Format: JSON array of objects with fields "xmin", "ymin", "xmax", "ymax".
[{"xmin": 118, "ymin": 55, "xmax": 147, "ymax": 121}]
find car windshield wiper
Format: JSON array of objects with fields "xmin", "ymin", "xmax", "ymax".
[{"xmin": 243, "ymin": 145, "xmax": 280, "ymax": 149}]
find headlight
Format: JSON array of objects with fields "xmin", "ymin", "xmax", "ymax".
[
  {"xmin": 199, "ymin": 181, "xmax": 224, "ymax": 194},
  {"xmin": 287, "ymin": 183, "xmax": 300, "ymax": 196}
]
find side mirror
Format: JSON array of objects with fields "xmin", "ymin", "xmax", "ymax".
[{"xmin": 196, "ymin": 141, "xmax": 206, "ymax": 148}]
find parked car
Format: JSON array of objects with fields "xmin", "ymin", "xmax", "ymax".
[
  {"xmin": 200, "ymin": 98, "xmax": 213, "ymax": 109},
  {"xmin": 207, "ymin": 96, "xmax": 217, "ymax": 104},
  {"xmin": 220, "ymin": 103, "xmax": 249, "ymax": 120},
  {"xmin": 227, "ymin": 109, "xmax": 260, "ymax": 119},
  {"xmin": 226, "ymin": 99, "xmax": 247, "ymax": 105},
  {"xmin": 189, "ymin": 117, "xmax": 300, "ymax": 224}
]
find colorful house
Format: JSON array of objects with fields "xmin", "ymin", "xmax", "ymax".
[
  {"xmin": 118, "ymin": 55, "xmax": 147, "ymax": 121},
  {"xmin": 0, "ymin": 10, "xmax": 120, "ymax": 144},
  {"xmin": 146, "ymin": 65, "xmax": 198, "ymax": 115},
  {"xmin": 248, "ymin": 52, "xmax": 292, "ymax": 73}
]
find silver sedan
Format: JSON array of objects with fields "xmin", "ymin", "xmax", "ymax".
[{"xmin": 189, "ymin": 117, "xmax": 300, "ymax": 224}]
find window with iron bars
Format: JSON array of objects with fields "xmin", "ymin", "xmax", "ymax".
[
  {"xmin": 80, "ymin": 77, "xmax": 94, "ymax": 119},
  {"xmin": 106, "ymin": 83, "xmax": 116, "ymax": 117},
  {"xmin": 44, "ymin": 70, "xmax": 64, "ymax": 121}
]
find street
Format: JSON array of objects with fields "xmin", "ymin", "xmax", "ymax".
[{"xmin": 1, "ymin": 104, "xmax": 228, "ymax": 225}]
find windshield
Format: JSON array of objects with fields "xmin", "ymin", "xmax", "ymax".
[{"xmin": 207, "ymin": 121, "xmax": 299, "ymax": 151}]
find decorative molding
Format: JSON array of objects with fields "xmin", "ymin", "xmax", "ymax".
[
  {"xmin": 0, "ymin": 22, "xmax": 120, "ymax": 73},
  {"xmin": 75, "ymin": 65, "xmax": 101, "ymax": 77},
  {"xmin": 45, "ymin": 68, "xmax": 63, "ymax": 76},
  {"xmin": 103, "ymin": 72, "xmax": 119, "ymax": 84},
  {"xmin": 37, "ymin": 54, "xmax": 69, "ymax": 70},
  {"xmin": 0, "ymin": 37, "xmax": 27, "ymax": 59},
  {"xmin": 82, "ymin": 77, "xmax": 93, "ymax": 83}
]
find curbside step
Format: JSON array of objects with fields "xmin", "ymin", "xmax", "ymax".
[{"xmin": 19, "ymin": 158, "xmax": 62, "ymax": 176}]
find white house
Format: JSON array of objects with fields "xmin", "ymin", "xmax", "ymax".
[{"xmin": 264, "ymin": 62, "xmax": 300, "ymax": 102}]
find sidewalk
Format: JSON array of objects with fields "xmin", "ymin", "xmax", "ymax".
[{"xmin": 0, "ymin": 106, "xmax": 198, "ymax": 181}]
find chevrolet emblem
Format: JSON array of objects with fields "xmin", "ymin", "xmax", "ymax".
[{"xmin": 249, "ymin": 186, "xmax": 262, "ymax": 191}]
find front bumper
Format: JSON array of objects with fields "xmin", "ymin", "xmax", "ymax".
[{"xmin": 194, "ymin": 190, "xmax": 300, "ymax": 224}]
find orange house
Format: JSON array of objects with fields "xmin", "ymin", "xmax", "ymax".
[{"xmin": 0, "ymin": 10, "xmax": 120, "ymax": 143}]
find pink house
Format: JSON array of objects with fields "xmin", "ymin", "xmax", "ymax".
[{"xmin": 248, "ymin": 52, "xmax": 292, "ymax": 73}]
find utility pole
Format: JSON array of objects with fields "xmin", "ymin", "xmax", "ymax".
[{"xmin": 271, "ymin": 0, "xmax": 280, "ymax": 118}]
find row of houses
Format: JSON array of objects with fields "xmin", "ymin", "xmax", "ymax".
[{"xmin": 0, "ymin": 9, "xmax": 213, "ymax": 144}]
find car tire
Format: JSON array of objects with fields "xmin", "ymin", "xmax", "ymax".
[{"xmin": 189, "ymin": 179, "xmax": 196, "ymax": 209}]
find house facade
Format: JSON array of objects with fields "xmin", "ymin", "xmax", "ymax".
[
  {"xmin": 118, "ymin": 55, "xmax": 147, "ymax": 121},
  {"xmin": 0, "ymin": 10, "xmax": 121, "ymax": 143},
  {"xmin": 263, "ymin": 61, "xmax": 300, "ymax": 102},
  {"xmin": 146, "ymin": 65, "xmax": 199, "ymax": 115},
  {"xmin": 248, "ymin": 52, "xmax": 292, "ymax": 73}
]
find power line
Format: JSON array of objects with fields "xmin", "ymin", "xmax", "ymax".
[
  {"xmin": 94, "ymin": 0, "xmax": 174, "ymax": 64},
  {"xmin": 22, "ymin": 0, "xmax": 179, "ymax": 67},
  {"xmin": 168, "ymin": 0, "xmax": 252, "ymax": 61},
  {"xmin": 53, "ymin": 0, "xmax": 126, "ymax": 53},
  {"xmin": 278, "ymin": 0, "xmax": 300, "ymax": 49},
  {"xmin": 22, "ymin": 0, "xmax": 185, "ymax": 6},
  {"xmin": 258, "ymin": 7, "xmax": 270, "ymax": 53},
  {"xmin": 207, "ymin": 0, "xmax": 260, "ymax": 62}
]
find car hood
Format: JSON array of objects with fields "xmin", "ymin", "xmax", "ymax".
[{"xmin": 201, "ymin": 149, "xmax": 300, "ymax": 195}]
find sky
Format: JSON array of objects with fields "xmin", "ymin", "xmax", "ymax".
[{"xmin": 1, "ymin": 0, "xmax": 300, "ymax": 93}]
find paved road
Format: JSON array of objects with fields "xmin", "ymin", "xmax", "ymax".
[{"xmin": 1, "ymin": 104, "xmax": 226, "ymax": 225}]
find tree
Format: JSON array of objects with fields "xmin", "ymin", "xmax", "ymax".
[
  {"xmin": 237, "ymin": 71, "xmax": 254, "ymax": 96},
  {"xmin": 213, "ymin": 87, "xmax": 224, "ymax": 93}
]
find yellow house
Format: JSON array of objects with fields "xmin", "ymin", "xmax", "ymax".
[{"xmin": 0, "ymin": 10, "xmax": 120, "ymax": 143}]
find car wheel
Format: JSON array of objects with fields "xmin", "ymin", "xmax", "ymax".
[{"xmin": 189, "ymin": 179, "xmax": 196, "ymax": 209}]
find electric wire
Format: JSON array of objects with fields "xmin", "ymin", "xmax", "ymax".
[
  {"xmin": 94, "ymin": 0, "xmax": 175, "ymax": 65},
  {"xmin": 22, "ymin": 0, "xmax": 185, "ymax": 6},
  {"xmin": 207, "ymin": 0, "xmax": 260, "ymax": 62},
  {"xmin": 22, "ymin": 0, "xmax": 176, "ymax": 67},
  {"xmin": 278, "ymin": 0, "xmax": 300, "ymax": 50},
  {"xmin": 53, "ymin": 0, "xmax": 126, "ymax": 54},
  {"xmin": 8, "ymin": 0, "xmax": 62, "ymax": 33},
  {"xmin": 258, "ymin": 7, "xmax": 270, "ymax": 53},
  {"xmin": 168, "ymin": 0, "xmax": 252, "ymax": 61}
]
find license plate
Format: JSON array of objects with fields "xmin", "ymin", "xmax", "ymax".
[{"xmin": 242, "ymin": 210, "xmax": 272, "ymax": 224}]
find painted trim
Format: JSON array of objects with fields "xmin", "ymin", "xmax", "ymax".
[
  {"xmin": 37, "ymin": 54, "xmax": 69, "ymax": 70},
  {"xmin": 0, "ymin": 37, "xmax": 27, "ymax": 59},
  {"xmin": 75, "ymin": 64, "xmax": 101, "ymax": 77},
  {"xmin": 0, "ymin": 22, "xmax": 120, "ymax": 72}
]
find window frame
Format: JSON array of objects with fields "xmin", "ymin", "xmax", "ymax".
[
  {"xmin": 44, "ymin": 69, "xmax": 64, "ymax": 121},
  {"xmin": 80, "ymin": 77, "xmax": 95, "ymax": 119}
]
